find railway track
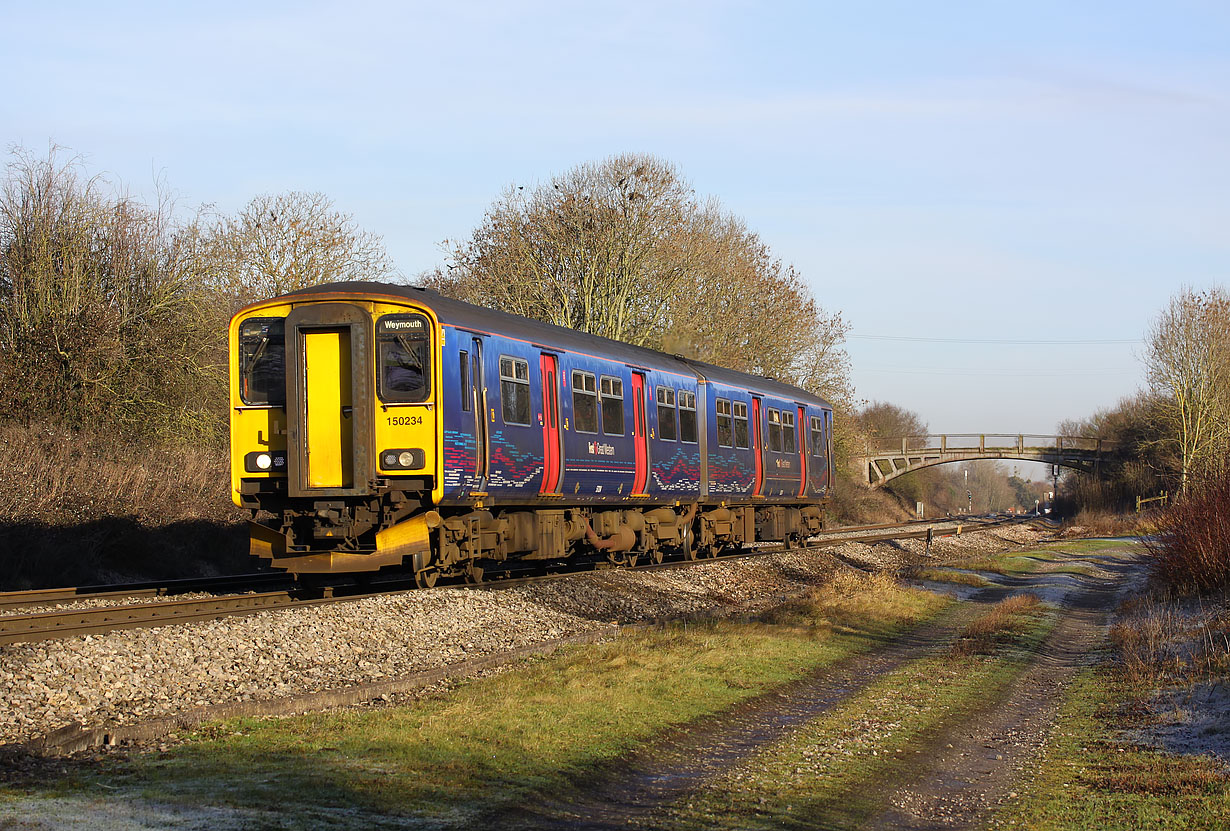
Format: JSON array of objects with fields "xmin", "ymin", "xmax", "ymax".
[
  {"xmin": 0, "ymin": 573, "xmax": 293, "ymax": 613},
  {"xmin": 0, "ymin": 516, "xmax": 1023, "ymax": 647}
]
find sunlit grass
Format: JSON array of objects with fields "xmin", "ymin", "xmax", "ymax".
[{"xmin": 6, "ymin": 574, "xmax": 950, "ymax": 827}]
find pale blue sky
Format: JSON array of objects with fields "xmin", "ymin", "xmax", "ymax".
[{"xmin": 5, "ymin": 1, "xmax": 1228, "ymax": 435}]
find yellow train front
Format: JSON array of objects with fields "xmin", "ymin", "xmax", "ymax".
[
  {"xmin": 230, "ymin": 283, "xmax": 441, "ymax": 577},
  {"xmin": 231, "ymin": 281, "xmax": 835, "ymax": 585}
]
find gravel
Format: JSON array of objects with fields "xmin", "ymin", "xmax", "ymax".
[{"xmin": 0, "ymin": 525, "xmax": 1047, "ymax": 749}]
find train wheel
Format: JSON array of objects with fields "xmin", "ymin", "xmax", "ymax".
[
  {"xmin": 650, "ymin": 547, "xmax": 665, "ymax": 564},
  {"xmin": 415, "ymin": 568, "xmax": 439, "ymax": 589},
  {"xmin": 465, "ymin": 563, "xmax": 485, "ymax": 584},
  {"xmin": 678, "ymin": 526, "xmax": 695, "ymax": 561}
]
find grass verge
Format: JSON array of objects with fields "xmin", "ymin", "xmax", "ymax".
[
  {"xmin": 909, "ymin": 567, "xmax": 991, "ymax": 587},
  {"xmin": 1, "ymin": 573, "xmax": 948, "ymax": 828},
  {"xmin": 962, "ymin": 545, "xmax": 1105, "ymax": 577},
  {"xmin": 1000, "ymin": 668, "xmax": 1230, "ymax": 830}
]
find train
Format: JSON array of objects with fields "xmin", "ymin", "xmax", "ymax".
[{"xmin": 229, "ymin": 282, "xmax": 834, "ymax": 585}]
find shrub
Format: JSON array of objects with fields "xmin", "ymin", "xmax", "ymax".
[{"xmin": 1145, "ymin": 464, "xmax": 1230, "ymax": 593}]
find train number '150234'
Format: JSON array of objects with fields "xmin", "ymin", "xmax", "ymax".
[{"xmin": 386, "ymin": 415, "xmax": 423, "ymax": 426}]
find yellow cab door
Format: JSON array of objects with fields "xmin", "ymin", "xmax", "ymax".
[
  {"xmin": 285, "ymin": 303, "xmax": 373, "ymax": 498},
  {"xmin": 303, "ymin": 328, "xmax": 354, "ymax": 489}
]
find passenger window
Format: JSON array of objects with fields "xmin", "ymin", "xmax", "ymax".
[
  {"xmin": 499, "ymin": 356, "xmax": 531, "ymax": 425},
  {"xmin": 783, "ymin": 410, "xmax": 796, "ymax": 453},
  {"xmin": 572, "ymin": 370, "xmax": 598, "ymax": 433},
  {"xmin": 600, "ymin": 376, "xmax": 624, "ymax": 435},
  {"xmin": 768, "ymin": 409, "xmax": 783, "ymax": 453},
  {"xmin": 716, "ymin": 398, "xmax": 733, "ymax": 448},
  {"xmin": 811, "ymin": 415, "xmax": 824, "ymax": 456},
  {"xmin": 679, "ymin": 390, "xmax": 698, "ymax": 444},
  {"xmin": 460, "ymin": 351, "xmax": 470, "ymax": 412},
  {"xmin": 656, "ymin": 386, "xmax": 677, "ymax": 441},
  {"xmin": 733, "ymin": 401, "xmax": 749, "ymax": 449}
]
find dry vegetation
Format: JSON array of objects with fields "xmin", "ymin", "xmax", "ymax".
[
  {"xmin": 1144, "ymin": 467, "xmax": 1230, "ymax": 594},
  {"xmin": 951, "ymin": 593, "xmax": 1042, "ymax": 656},
  {"xmin": 0, "ymin": 422, "xmax": 246, "ymax": 588},
  {"xmin": 759, "ymin": 570, "xmax": 942, "ymax": 635},
  {"xmin": 1059, "ymin": 509, "xmax": 1148, "ymax": 539}
]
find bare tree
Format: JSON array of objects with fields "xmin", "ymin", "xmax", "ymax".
[
  {"xmin": 428, "ymin": 155, "xmax": 692, "ymax": 345},
  {"xmin": 857, "ymin": 402, "xmax": 928, "ymax": 442},
  {"xmin": 1143, "ymin": 287, "xmax": 1230, "ymax": 493},
  {"xmin": 428, "ymin": 154, "xmax": 853, "ymax": 405},
  {"xmin": 0, "ymin": 145, "xmax": 218, "ymax": 437},
  {"xmin": 201, "ymin": 191, "xmax": 397, "ymax": 308}
]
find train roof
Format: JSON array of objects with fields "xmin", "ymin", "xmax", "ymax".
[{"xmin": 281, "ymin": 281, "xmax": 833, "ymax": 410}]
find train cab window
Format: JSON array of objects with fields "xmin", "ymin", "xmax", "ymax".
[
  {"xmin": 679, "ymin": 390, "xmax": 698, "ymax": 443},
  {"xmin": 733, "ymin": 401, "xmax": 749, "ymax": 449},
  {"xmin": 656, "ymin": 386, "xmax": 677, "ymax": 441},
  {"xmin": 460, "ymin": 351, "xmax": 471, "ymax": 411},
  {"xmin": 572, "ymin": 370, "xmax": 598, "ymax": 433},
  {"xmin": 377, "ymin": 314, "xmax": 432, "ymax": 403},
  {"xmin": 810, "ymin": 415, "xmax": 824, "ymax": 456},
  {"xmin": 238, "ymin": 317, "xmax": 286, "ymax": 406},
  {"xmin": 768, "ymin": 409, "xmax": 783, "ymax": 452},
  {"xmin": 782, "ymin": 410, "xmax": 796, "ymax": 453},
  {"xmin": 716, "ymin": 398, "xmax": 733, "ymax": 447},
  {"xmin": 600, "ymin": 376, "xmax": 624, "ymax": 435},
  {"xmin": 499, "ymin": 356, "xmax": 531, "ymax": 425}
]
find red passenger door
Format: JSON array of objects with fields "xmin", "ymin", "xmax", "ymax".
[
  {"xmin": 797, "ymin": 405, "xmax": 808, "ymax": 497},
  {"xmin": 630, "ymin": 371, "xmax": 649, "ymax": 495},
  {"xmin": 472, "ymin": 337, "xmax": 489, "ymax": 490},
  {"xmin": 751, "ymin": 396, "xmax": 764, "ymax": 496},
  {"xmin": 539, "ymin": 353, "xmax": 562, "ymax": 494}
]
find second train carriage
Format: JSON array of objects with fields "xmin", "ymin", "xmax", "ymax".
[{"xmin": 230, "ymin": 282, "xmax": 834, "ymax": 584}]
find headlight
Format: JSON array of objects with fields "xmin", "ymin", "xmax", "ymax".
[
  {"xmin": 244, "ymin": 450, "xmax": 287, "ymax": 473},
  {"xmin": 381, "ymin": 448, "xmax": 424, "ymax": 470}
]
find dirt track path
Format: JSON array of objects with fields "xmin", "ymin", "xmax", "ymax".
[
  {"xmin": 491, "ymin": 543, "xmax": 1144, "ymax": 831},
  {"xmin": 865, "ymin": 548, "xmax": 1144, "ymax": 829}
]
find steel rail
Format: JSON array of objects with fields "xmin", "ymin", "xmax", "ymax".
[
  {"xmin": 0, "ymin": 588, "xmax": 379, "ymax": 646},
  {"xmin": 0, "ymin": 573, "xmax": 292, "ymax": 613}
]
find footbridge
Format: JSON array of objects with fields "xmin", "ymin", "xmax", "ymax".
[{"xmin": 854, "ymin": 435, "xmax": 1117, "ymax": 488}]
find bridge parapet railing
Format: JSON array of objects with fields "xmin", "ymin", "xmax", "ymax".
[{"xmin": 862, "ymin": 434, "xmax": 1117, "ymax": 456}]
